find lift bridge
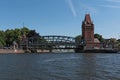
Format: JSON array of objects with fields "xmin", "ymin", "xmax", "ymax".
[{"xmin": 20, "ymin": 35, "xmax": 85, "ymax": 50}]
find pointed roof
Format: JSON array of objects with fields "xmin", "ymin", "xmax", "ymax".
[{"xmin": 84, "ymin": 14, "xmax": 92, "ymax": 24}]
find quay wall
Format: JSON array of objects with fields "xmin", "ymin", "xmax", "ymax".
[
  {"xmin": 52, "ymin": 49, "xmax": 74, "ymax": 53},
  {"xmin": 0, "ymin": 49, "xmax": 25, "ymax": 53},
  {"xmin": 37, "ymin": 49, "xmax": 75, "ymax": 53}
]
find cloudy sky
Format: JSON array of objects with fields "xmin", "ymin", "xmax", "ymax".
[{"xmin": 0, "ymin": 0, "xmax": 120, "ymax": 39}]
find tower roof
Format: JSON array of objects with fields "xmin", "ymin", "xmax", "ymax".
[{"xmin": 84, "ymin": 14, "xmax": 92, "ymax": 24}]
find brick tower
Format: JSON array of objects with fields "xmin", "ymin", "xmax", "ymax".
[{"xmin": 82, "ymin": 14, "xmax": 94, "ymax": 49}]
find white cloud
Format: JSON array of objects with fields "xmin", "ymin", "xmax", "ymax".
[
  {"xmin": 99, "ymin": 5, "xmax": 120, "ymax": 9},
  {"xmin": 106, "ymin": 0, "xmax": 120, "ymax": 3},
  {"xmin": 98, "ymin": 0, "xmax": 120, "ymax": 9},
  {"xmin": 66, "ymin": 0, "xmax": 77, "ymax": 17}
]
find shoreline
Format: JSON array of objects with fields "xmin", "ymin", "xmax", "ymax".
[
  {"xmin": 0, "ymin": 49, "xmax": 119, "ymax": 54},
  {"xmin": 0, "ymin": 49, "xmax": 25, "ymax": 54}
]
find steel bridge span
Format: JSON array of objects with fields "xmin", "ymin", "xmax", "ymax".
[{"xmin": 20, "ymin": 35, "xmax": 85, "ymax": 52}]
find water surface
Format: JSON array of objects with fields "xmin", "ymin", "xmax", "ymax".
[{"xmin": 0, "ymin": 53, "xmax": 120, "ymax": 80}]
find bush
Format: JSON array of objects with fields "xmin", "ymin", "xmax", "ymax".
[{"xmin": 31, "ymin": 49, "xmax": 37, "ymax": 53}]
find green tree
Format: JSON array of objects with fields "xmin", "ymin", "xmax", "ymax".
[
  {"xmin": 0, "ymin": 27, "xmax": 42, "ymax": 48},
  {"xmin": 14, "ymin": 28, "xmax": 21, "ymax": 42},
  {"xmin": 21, "ymin": 27, "xmax": 30, "ymax": 36},
  {"xmin": 27, "ymin": 30, "xmax": 40, "ymax": 38},
  {"xmin": 75, "ymin": 35, "xmax": 82, "ymax": 44},
  {"xmin": 0, "ymin": 30, "xmax": 6, "ymax": 47},
  {"xmin": 94, "ymin": 33, "xmax": 105, "ymax": 42},
  {"xmin": 5, "ymin": 29, "xmax": 15, "ymax": 47}
]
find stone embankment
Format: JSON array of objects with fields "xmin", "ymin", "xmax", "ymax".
[{"xmin": 0, "ymin": 49, "xmax": 24, "ymax": 53}]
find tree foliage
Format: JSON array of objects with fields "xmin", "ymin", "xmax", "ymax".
[
  {"xmin": 0, "ymin": 27, "xmax": 40, "ymax": 47},
  {"xmin": 75, "ymin": 33, "xmax": 105, "ymax": 43},
  {"xmin": 27, "ymin": 30, "xmax": 40, "ymax": 37},
  {"xmin": 0, "ymin": 30, "xmax": 5, "ymax": 47},
  {"xmin": 94, "ymin": 33, "xmax": 105, "ymax": 42},
  {"xmin": 5, "ymin": 29, "xmax": 15, "ymax": 46},
  {"xmin": 75, "ymin": 35, "xmax": 82, "ymax": 44}
]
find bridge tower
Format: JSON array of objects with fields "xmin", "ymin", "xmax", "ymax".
[{"xmin": 82, "ymin": 14, "xmax": 94, "ymax": 49}]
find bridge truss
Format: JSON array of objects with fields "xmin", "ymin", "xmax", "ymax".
[{"xmin": 20, "ymin": 35, "xmax": 85, "ymax": 49}]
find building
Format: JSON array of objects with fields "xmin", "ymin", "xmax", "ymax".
[{"xmin": 82, "ymin": 14, "xmax": 100, "ymax": 49}]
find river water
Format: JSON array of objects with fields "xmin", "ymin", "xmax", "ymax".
[{"xmin": 0, "ymin": 53, "xmax": 120, "ymax": 80}]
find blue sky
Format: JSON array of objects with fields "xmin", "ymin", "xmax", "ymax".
[{"xmin": 0, "ymin": 0, "xmax": 120, "ymax": 39}]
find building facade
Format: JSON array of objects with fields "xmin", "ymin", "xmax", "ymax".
[{"xmin": 82, "ymin": 14, "xmax": 100, "ymax": 49}]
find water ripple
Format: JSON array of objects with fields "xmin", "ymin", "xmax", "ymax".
[{"xmin": 0, "ymin": 53, "xmax": 120, "ymax": 80}]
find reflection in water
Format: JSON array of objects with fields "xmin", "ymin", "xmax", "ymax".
[
  {"xmin": 80, "ymin": 54, "xmax": 96, "ymax": 80},
  {"xmin": 0, "ymin": 53, "xmax": 120, "ymax": 80}
]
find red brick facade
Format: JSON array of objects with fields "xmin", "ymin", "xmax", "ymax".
[{"xmin": 82, "ymin": 14, "xmax": 100, "ymax": 49}]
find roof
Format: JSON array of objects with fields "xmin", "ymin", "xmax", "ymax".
[{"xmin": 84, "ymin": 14, "xmax": 92, "ymax": 24}]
